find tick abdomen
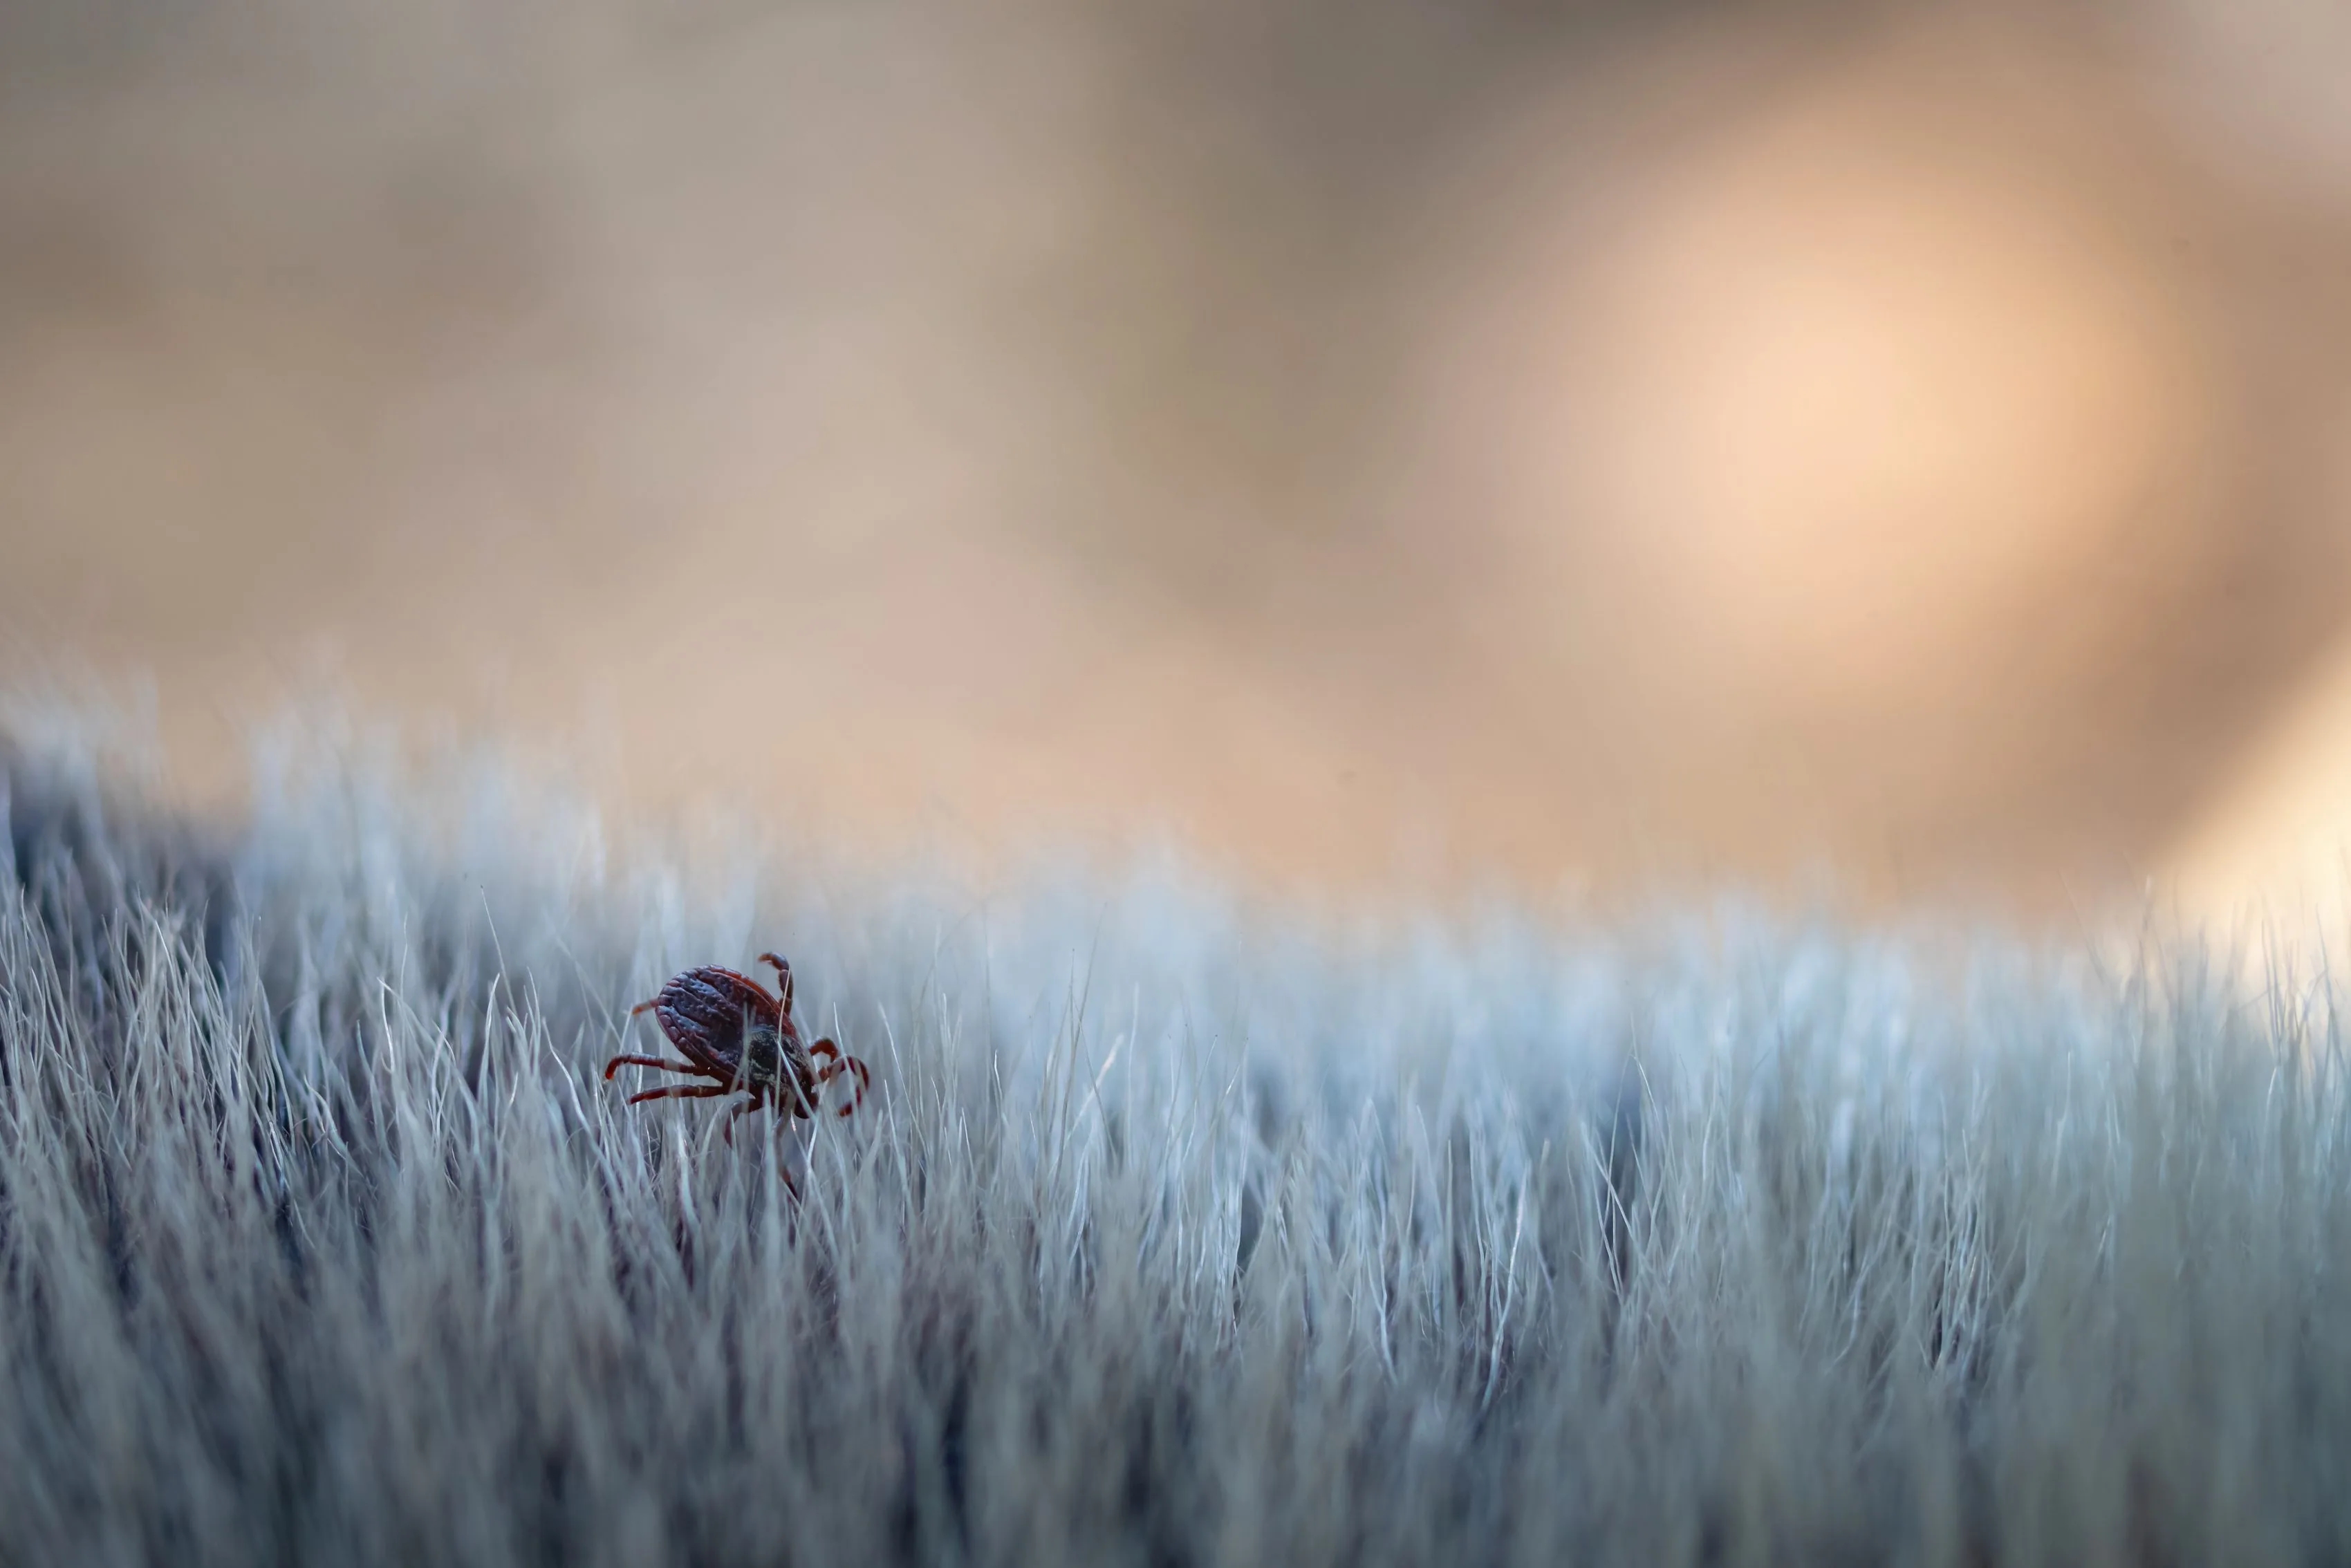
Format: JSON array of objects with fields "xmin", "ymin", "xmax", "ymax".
[{"xmin": 651, "ymin": 970, "xmax": 781, "ymax": 1061}]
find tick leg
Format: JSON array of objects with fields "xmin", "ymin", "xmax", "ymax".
[
  {"xmin": 604, "ymin": 1054, "xmax": 705, "ymax": 1081},
  {"xmin": 721, "ymin": 1094, "xmax": 763, "ymax": 1146},
  {"xmin": 624, "ymin": 1083, "xmax": 731, "ymax": 1106},
  {"xmin": 629, "ymin": 998, "xmax": 661, "ymax": 1017},
  {"xmin": 775, "ymin": 1075, "xmax": 817, "ymax": 1119},
  {"xmin": 807, "ymin": 1038, "xmax": 840, "ymax": 1112},
  {"xmin": 756, "ymin": 952, "xmax": 794, "ymax": 1014},
  {"xmin": 812, "ymin": 1047, "xmax": 870, "ymax": 1115},
  {"xmin": 759, "ymin": 1101, "xmax": 807, "ymax": 1202}
]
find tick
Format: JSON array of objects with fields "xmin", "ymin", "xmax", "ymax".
[{"xmin": 604, "ymin": 953, "xmax": 871, "ymax": 1154}]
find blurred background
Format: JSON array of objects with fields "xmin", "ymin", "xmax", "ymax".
[{"xmin": 5, "ymin": 0, "xmax": 2351, "ymax": 924}]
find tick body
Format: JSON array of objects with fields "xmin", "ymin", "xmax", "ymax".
[{"xmin": 604, "ymin": 953, "xmax": 870, "ymax": 1157}]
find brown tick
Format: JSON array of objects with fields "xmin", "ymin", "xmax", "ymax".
[{"xmin": 604, "ymin": 953, "xmax": 870, "ymax": 1155}]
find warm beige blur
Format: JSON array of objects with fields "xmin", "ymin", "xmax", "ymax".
[{"xmin": 3, "ymin": 1, "xmax": 2350, "ymax": 922}]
